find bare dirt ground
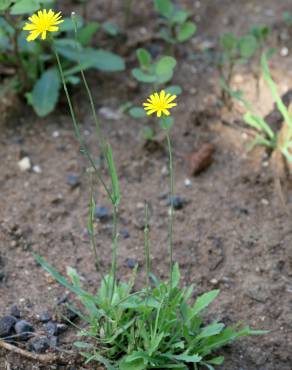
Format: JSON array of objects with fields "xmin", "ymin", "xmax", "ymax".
[{"xmin": 0, "ymin": 0, "xmax": 292, "ymax": 369}]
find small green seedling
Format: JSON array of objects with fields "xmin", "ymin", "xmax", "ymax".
[
  {"xmin": 154, "ymin": 0, "xmax": 196, "ymax": 46},
  {"xmin": 128, "ymin": 48, "xmax": 182, "ymax": 142},
  {"xmin": 231, "ymin": 53, "xmax": 292, "ymax": 173},
  {"xmin": 218, "ymin": 26, "xmax": 270, "ymax": 109},
  {"xmin": 0, "ymin": 1, "xmax": 125, "ymax": 116}
]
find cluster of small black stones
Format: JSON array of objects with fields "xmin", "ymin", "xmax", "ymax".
[{"xmin": 0, "ymin": 304, "xmax": 77, "ymax": 354}]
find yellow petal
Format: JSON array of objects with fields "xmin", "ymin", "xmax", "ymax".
[
  {"xmin": 27, "ymin": 30, "xmax": 40, "ymax": 41},
  {"xmin": 165, "ymin": 95, "xmax": 176, "ymax": 103},
  {"xmin": 48, "ymin": 26, "xmax": 59, "ymax": 32},
  {"xmin": 162, "ymin": 109, "xmax": 170, "ymax": 116},
  {"xmin": 41, "ymin": 31, "xmax": 47, "ymax": 40},
  {"xmin": 23, "ymin": 23, "xmax": 37, "ymax": 31}
]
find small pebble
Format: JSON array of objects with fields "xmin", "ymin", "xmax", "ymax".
[
  {"xmin": 166, "ymin": 196, "xmax": 185, "ymax": 210},
  {"xmin": 38, "ymin": 311, "xmax": 52, "ymax": 323},
  {"xmin": 0, "ymin": 316, "xmax": 17, "ymax": 338},
  {"xmin": 66, "ymin": 174, "xmax": 81, "ymax": 189},
  {"xmin": 14, "ymin": 320, "xmax": 34, "ymax": 341},
  {"xmin": 280, "ymin": 47, "xmax": 289, "ymax": 57},
  {"xmin": 18, "ymin": 157, "xmax": 31, "ymax": 172},
  {"xmin": 32, "ymin": 165, "xmax": 42, "ymax": 174},
  {"xmin": 184, "ymin": 178, "xmax": 191, "ymax": 187},
  {"xmin": 99, "ymin": 107, "xmax": 122, "ymax": 121},
  {"xmin": 126, "ymin": 258, "xmax": 138, "ymax": 269},
  {"xmin": 52, "ymin": 131, "xmax": 60, "ymax": 138},
  {"xmin": 49, "ymin": 335, "xmax": 59, "ymax": 348},
  {"xmin": 9, "ymin": 305, "xmax": 21, "ymax": 319},
  {"xmin": 29, "ymin": 336, "xmax": 50, "ymax": 353},
  {"xmin": 121, "ymin": 228, "xmax": 130, "ymax": 239},
  {"xmin": 44, "ymin": 321, "xmax": 58, "ymax": 336},
  {"xmin": 261, "ymin": 198, "xmax": 269, "ymax": 206},
  {"xmin": 95, "ymin": 206, "xmax": 110, "ymax": 222},
  {"xmin": 210, "ymin": 278, "xmax": 218, "ymax": 285}
]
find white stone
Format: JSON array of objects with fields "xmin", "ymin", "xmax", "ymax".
[{"xmin": 18, "ymin": 157, "xmax": 31, "ymax": 172}]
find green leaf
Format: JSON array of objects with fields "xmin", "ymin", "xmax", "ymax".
[
  {"xmin": 120, "ymin": 356, "xmax": 146, "ymax": 370},
  {"xmin": 171, "ymin": 262, "xmax": 180, "ymax": 288},
  {"xmin": 105, "ymin": 143, "xmax": 121, "ymax": 205},
  {"xmin": 243, "ymin": 112, "xmax": 274, "ymax": 140},
  {"xmin": 156, "ymin": 56, "xmax": 176, "ymax": 84},
  {"xmin": 0, "ymin": 0, "xmax": 12, "ymax": 11},
  {"xmin": 164, "ymin": 353, "xmax": 202, "ymax": 363},
  {"xmin": 220, "ymin": 32, "xmax": 237, "ymax": 51},
  {"xmin": 177, "ymin": 21, "xmax": 196, "ymax": 42},
  {"xmin": 192, "ymin": 290, "xmax": 219, "ymax": 316},
  {"xmin": 239, "ymin": 35, "xmax": 257, "ymax": 58},
  {"xmin": 171, "ymin": 10, "xmax": 189, "ymax": 24},
  {"xmin": 73, "ymin": 341, "xmax": 93, "ymax": 349},
  {"xmin": 102, "ymin": 22, "xmax": 120, "ymax": 36},
  {"xmin": 132, "ymin": 68, "xmax": 156, "ymax": 83},
  {"xmin": 30, "ymin": 68, "xmax": 61, "ymax": 116},
  {"xmin": 154, "ymin": 0, "xmax": 173, "ymax": 18},
  {"xmin": 156, "ymin": 56, "xmax": 176, "ymax": 75},
  {"xmin": 165, "ymin": 85, "xmax": 182, "ymax": 95},
  {"xmin": 61, "ymin": 16, "xmax": 83, "ymax": 32},
  {"xmin": 137, "ymin": 48, "xmax": 152, "ymax": 69},
  {"xmin": 129, "ymin": 107, "xmax": 147, "ymax": 119},
  {"xmin": 208, "ymin": 356, "xmax": 224, "ymax": 365},
  {"xmin": 197, "ymin": 322, "xmax": 225, "ymax": 339},
  {"xmin": 10, "ymin": 0, "xmax": 40, "ymax": 14},
  {"xmin": 77, "ymin": 22, "xmax": 100, "ymax": 46},
  {"xmin": 56, "ymin": 46, "xmax": 125, "ymax": 72}
]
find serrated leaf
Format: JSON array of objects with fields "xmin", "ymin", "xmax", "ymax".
[
  {"xmin": 197, "ymin": 323, "xmax": 225, "ymax": 339},
  {"xmin": 30, "ymin": 68, "xmax": 60, "ymax": 116},
  {"xmin": 208, "ymin": 356, "xmax": 224, "ymax": 365},
  {"xmin": 177, "ymin": 21, "xmax": 196, "ymax": 42}
]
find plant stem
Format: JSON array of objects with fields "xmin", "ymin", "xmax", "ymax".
[
  {"xmin": 53, "ymin": 46, "xmax": 113, "ymax": 202},
  {"xmin": 144, "ymin": 202, "xmax": 151, "ymax": 290},
  {"xmin": 165, "ymin": 125, "xmax": 174, "ymax": 287},
  {"xmin": 110, "ymin": 204, "xmax": 119, "ymax": 301}
]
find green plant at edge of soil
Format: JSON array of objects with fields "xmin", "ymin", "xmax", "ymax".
[
  {"xmin": 127, "ymin": 47, "xmax": 182, "ymax": 142},
  {"xmin": 154, "ymin": 0, "xmax": 196, "ymax": 47},
  {"xmin": 217, "ymin": 25, "xmax": 270, "ymax": 109},
  {"xmin": 0, "ymin": 0, "xmax": 125, "ymax": 116},
  {"xmin": 229, "ymin": 52, "xmax": 292, "ymax": 167},
  {"xmin": 19, "ymin": 9, "xmax": 269, "ymax": 370}
]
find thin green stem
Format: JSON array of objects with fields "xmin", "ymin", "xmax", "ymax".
[
  {"xmin": 72, "ymin": 15, "xmax": 106, "ymax": 153},
  {"xmin": 165, "ymin": 127, "xmax": 174, "ymax": 287},
  {"xmin": 144, "ymin": 202, "xmax": 151, "ymax": 290},
  {"xmin": 52, "ymin": 45, "xmax": 113, "ymax": 202},
  {"xmin": 110, "ymin": 204, "xmax": 119, "ymax": 301}
]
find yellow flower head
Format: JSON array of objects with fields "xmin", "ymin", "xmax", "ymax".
[
  {"xmin": 23, "ymin": 9, "xmax": 64, "ymax": 42},
  {"xmin": 143, "ymin": 90, "xmax": 177, "ymax": 118}
]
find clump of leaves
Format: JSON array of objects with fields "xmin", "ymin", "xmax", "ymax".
[
  {"xmin": 0, "ymin": 0, "xmax": 125, "ymax": 116},
  {"xmin": 230, "ymin": 53, "xmax": 292, "ymax": 177},
  {"xmin": 153, "ymin": 0, "xmax": 196, "ymax": 47},
  {"xmin": 127, "ymin": 48, "xmax": 182, "ymax": 141},
  {"xmin": 36, "ymin": 256, "xmax": 264, "ymax": 370},
  {"xmin": 217, "ymin": 25, "xmax": 270, "ymax": 109}
]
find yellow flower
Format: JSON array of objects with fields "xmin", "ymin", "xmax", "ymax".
[
  {"xmin": 143, "ymin": 90, "xmax": 177, "ymax": 118},
  {"xmin": 23, "ymin": 9, "xmax": 64, "ymax": 42}
]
